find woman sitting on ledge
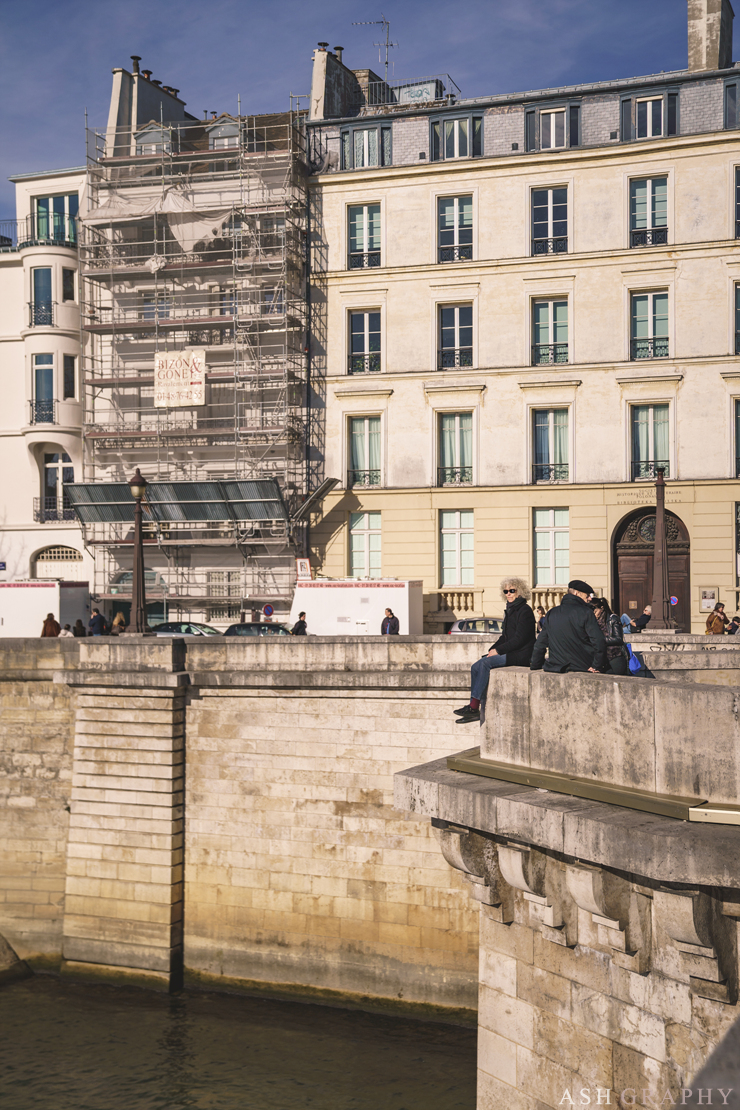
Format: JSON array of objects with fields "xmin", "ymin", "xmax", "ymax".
[{"xmin": 454, "ymin": 578, "xmax": 536, "ymax": 725}]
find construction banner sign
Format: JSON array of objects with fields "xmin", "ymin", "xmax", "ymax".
[{"xmin": 154, "ymin": 349, "xmax": 206, "ymax": 408}]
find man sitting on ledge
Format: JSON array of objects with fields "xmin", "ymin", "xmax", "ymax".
[
  {"xmin": 530, "ymin": 580, "xmax": 607, "ymax": 674},
  {"xmin": 455, "ymin": 578, "xmax": 536, "ymax": 724}
]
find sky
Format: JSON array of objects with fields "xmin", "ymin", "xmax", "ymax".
[{"xmin": 0, "ymin": 0, "xmax": 728, "ymax": 220}]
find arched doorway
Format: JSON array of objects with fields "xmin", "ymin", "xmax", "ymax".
[
  {"xmin": 612, "ymin": 509, "xmax": 690, "ymax": 631},
  {"xmin": 33, "ymin": 545, "xmax": 84, "ymax": 581}
]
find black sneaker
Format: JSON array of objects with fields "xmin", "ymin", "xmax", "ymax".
[
  {"xmin": 456, "ymin": 708, "xmax": 480, "ymax": 724},
  {"xmin": 453, "ymin": 705, "xmax": 473, "ymax": 716}
]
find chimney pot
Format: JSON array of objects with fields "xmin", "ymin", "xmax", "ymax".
[
  {"xmin": 211, "ymin": 111, "xmax": 218, "ymax": 119},
  {"xmin": 334, "ymin": 45, "xmax": 344, "ymax": 63},
  {"xmin": 171, "ymin": 89, "xmax": 179, "ymax": 98},
  {"xmin": 130, "ymin": 55, "xmax": 141, "ymax": 74},
  {"xmin": 317, "ymin": 42, "xmax": 329, "ymax": 50},
  {"xmin": 151, "ymin": 79, "xmax": 162, "ymax": 87},
  {"xmin": 141, "ymin": 69, "xmax": 152, "ymax": 80}
]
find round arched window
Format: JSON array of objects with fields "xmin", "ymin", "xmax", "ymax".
[{"xmin": 33, "ymin": 546, "xmax": 83, "ymax": 581}]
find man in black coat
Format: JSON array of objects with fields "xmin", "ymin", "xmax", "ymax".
[
  {"xmin": 530, "ymin": 580, "xmax": 607, "ymax": 674},
  {"xmin": 455, "ymin": 583, "xmax": 536, "ymax": 724}
]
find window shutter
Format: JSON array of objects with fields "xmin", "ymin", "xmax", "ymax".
[
  {"xmin": 568, "ymin": 104, "xmax": 580, "ymax": 147},
  {"xmin": 472, "ymin": 117, "xmax": 483, "ymax": 157},
  {"xmin": 431, "ymin": 120, "xmax": 441, "ymax": 161},
  {"xmin": 381, "ymin": 126, "xmax": 392, "ymax": 166},
  {"xmin": 621, "ymin": 99, "xmax": 632, "ymax": 142},
  {"xmin": 525, "ymin": 110, "xmax": 537, "ymax": 152},
  {"xmin": 341, "ymin": 131, "xmax": 351, "ymax": 170},
  {"xmin": 667, "ymin": 93, "xmax": 678, "ymax": 136}
]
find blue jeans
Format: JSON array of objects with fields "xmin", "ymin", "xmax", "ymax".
[{"xmin": 471, "ymin": 653, "xmax": 507, "ymax": 701}]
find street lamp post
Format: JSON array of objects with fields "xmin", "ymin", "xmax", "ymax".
[
  {"xmin": 650, "ymin": 467, "xmax": 676, "ymax": 630},
  {"xmin": 129, "ymin": 468, "xmax": 148, "ymax": 633}
]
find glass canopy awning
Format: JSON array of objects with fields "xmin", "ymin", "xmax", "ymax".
[{"xmin": 65, "ymin": 479, "xmax": 289, "ymax": 525}]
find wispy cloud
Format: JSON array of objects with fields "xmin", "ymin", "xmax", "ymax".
[{"xmin": 0, "ymin": 0, "xmax": 712, "ymax": 219}]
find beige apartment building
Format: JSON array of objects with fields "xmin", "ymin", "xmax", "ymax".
[{"xmin": 303, "ymin": 0, "xmax": 740, "ymax": 632}]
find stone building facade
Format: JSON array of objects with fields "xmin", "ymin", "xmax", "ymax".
[{"xmin": 305, "ymin": 0, "xmax": 740, "ymax": 633}]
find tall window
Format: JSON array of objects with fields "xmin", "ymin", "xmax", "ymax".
[
  {"xmin": 438, "ymin": 196, "xmax": 473, "ymax": 263},
  {"xmin": 349, "ymin": 311, "xmax": 381, "ymax": 374},
  {"xmin": 736, "ymin": 284, "xmax": 740, "ymax": 355},
  {"xmin": 440, "ymin": 510, "xmax": 474, "ymax": 587},
  {"xmin": 35, "ymin": 193, "xmax": 78, "ymax": 244},
  {"xmin": 431, "ymin": 115, "xmax": 483, "ymax": 161},
  {"xmin": 636, "ymin": 97, "xmax": 663, "ymax": 138},
  {"xmin": 62, "ymin": 269, "xmax": 75, "ymax": 302},
  {"xmin": 630, "ymin": 177, "xmax": 668, "ymax": 247},
  {"xmin": 621, "ymin": 93, "xmax": 677, "ymax": 142},
  {"xmin": 43, "ymin": 452, "xmax": 74, "ymax": 517},
  {"xmin": 631, "ymin": 404, "xmax": 669, "ymax": 480},
  {"xmin": 63, "ymin": 355, "xmax": 76, "ymax": 401},
  {"xmin": 534, "ymin": 509, "xmax": 569, "ymax": 586},
  {"xmin": 141, "ymin": 293, "xmax": 171, "ymax": 321},
  {"xmin": 348, "ymin": 416, "xmax": 381, "ymax": 487},
  {"xmin": 533, "ymin": 409, "xmax": 569, "ymax": 483},
  {"xmin": 630, "ymin": 292, "xmax": 668, "ymax": 360},
  {"xmin": 207, "ymin": 571, "xmax": 242, "ymax": 622},
  {"xmin": 438, "ymin": 412, "xmax": 473, "ymax": 485},
  {"xmin": 341, "ymin": 126, "xmax": 392, "ymax": 170},
  {"xmin": 531, "ymin": 188, "xmax": 567, "ymax": 255},
  {"xmin": 735, "ymin": 400, "xmax": 740, "ymax": 477},
  {"xmin": 349, "ymin": 511, "xmax": 381, "ymax": 578},
  {"xmin": 438, "ymin": 304, "xmax": 473, "ymax": 369},
  {"xmin": 348, "ymin": 204, "xmax": 381, "ymax": 269},
  {"xmin": 31, "ymin": 268, "xmax": 52, "ymax": 326},
  {"xmin": 541, "ymin": 109, "xmax": 565, "ymax": 149},
  {"xmin": 32, "ymin": 354, "xmax": 54, "ymax": 424},
  {"xmin": 532, "ymin": 300, "xmax": 568, "ymax": 364},
  {"xmin": 726, "ymin": 82, "xmax": 740, "ymax": 129},
  {"xmin": 735, "ymin": 167, "xmax": 740, "ymax": 239}
]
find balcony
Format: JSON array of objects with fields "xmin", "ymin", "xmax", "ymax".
[
  {"xmin": 532, "ymin": 462, "xmax": 569, "ymax": 483},
  {"xmin": 348, "ymin": 469, "xmax": 380, "ymax": 488},
  {"xmin": 630, "ymin": 227, "xmax": 668, "ymax": 248},
  {"xmin": 0, "ymin": 216, "xmax": 77, "ymax": 252},
  {"xmin": 437, "ymin": 466, "xmax": 473, "ymax": 486},
  {"xmin": 437, "ymin": 347, "xmax": 473, "ymax": 370},
  {"xmin": 631, "ymin": 337, "xmax": 669, "ymax": 360},
  {"xmin": 532, "ymin": 343, "xmax": 568, "ymax": 365},
  {"xmin": 531, "ymin": 237, "xmax": 567, "ymax": 256},
  {"xmin": 28, "ymin": 301, "xmax": 55, "ymax": 327},
  {"xmin": 631, "ymin": 460, "xmax": 670, "ymax": 481},
  {"xmin": 29, "ymin": 400, "xmax": 56, "ymax": 425},
  {"xmin": 34, "ymin": 497, "xmax": 75, "ymax": 523},
  {"xmin": 438, "ymin": 245, "xmax": 473, "ymax": 263},
  {"xmin": 348, "ymin": 251, "xmax": 381, "ymax": 269},
  {"xmin": 348, "ymin": 353, "xmax": 381, "ymax": 374}
]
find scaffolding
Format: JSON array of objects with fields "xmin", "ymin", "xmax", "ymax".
[{"xmin": 79, "ymin": 112, "xmax": 308, "ymax": 620}]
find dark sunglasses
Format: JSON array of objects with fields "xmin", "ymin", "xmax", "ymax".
[{"xmin": 503, "ymin": 589, "xmax": 518, "ymax": 595}]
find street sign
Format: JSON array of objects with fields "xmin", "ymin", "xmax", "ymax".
[
  {"xmin": 670, "ymin": 596, "xmax": 678, "ymax": 606},
  {"xmin": 263, "ymin": 604, "xmax": 274, "ymax": 617}
]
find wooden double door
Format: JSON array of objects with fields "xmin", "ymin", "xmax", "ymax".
[{"xmin": 613, "ymin": 509, "xmax": 690, "ymax": 631}]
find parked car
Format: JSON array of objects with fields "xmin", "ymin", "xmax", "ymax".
[
  {"xmin": 448, "ymin": 618, "xmax": 503, "ymax": 635},
  {"xmin": 223, "ymin": 622, "xmax": 291, "ymax": 637},
  {"xmin": 151, "ymin": 621, "xmax": 221, "ymax": 636}
]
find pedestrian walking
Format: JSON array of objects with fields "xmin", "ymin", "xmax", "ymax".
[
  {"xmin": 706, "ymin": 602, "xmax": 729, "ymax": 635},
  {"xmin": 590, "ymin": 598, "xmax": 629, "ymax": 676},
  {"xmin": 535, "ymin": 605, "xmax": 547, "ymax": 633},
  {"xmin": 58, "ymin": 624, "xmax": 74, "ymax": 639},
  {"xmin": 381, "ymin": 608, "xmax": 400, "ymax": 635},
  {"xmin": 72, "ymin": 619, "xmax": 86, "ymax": 638},
  {"xmin": 292, "ymin": 611, "xmax": 308, "ymax": 636},
  {"xmin": 88, "ymin": 608, "xmax": 107, "ymax": 637},
  {"xmin": 41, "ymin": 613, "xmax": 60, "ymax": 638},
  {"xmin": 454, "ymin": 578, "xmax": 536, "ymax": 724},
  {"xmin": 530, "ymin": 580, "xmax": 607, "ymax": 674}
]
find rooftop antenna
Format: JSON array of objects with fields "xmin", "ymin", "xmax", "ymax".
[{"xmin": 352, "ymin": 14, "xmax": 398, "ymax": 85}]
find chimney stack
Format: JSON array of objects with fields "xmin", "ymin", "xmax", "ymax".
[
  {"xmin": 334, "ymin": 45, "xmax": 344, "ymax": 64},
  {"xmin": 688, "ymin": 0, "xmax": 734, "ymax": 71}
]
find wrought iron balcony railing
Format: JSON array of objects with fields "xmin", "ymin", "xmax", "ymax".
[
  {"xmin": 437, "ymin": 466, "xmax": 473, "ymax": 485},
  {"xmin": 531, "ymin": 237, "xmax": 568, "ymax": 256},
  {"xmin": 28, "ymin": 301, "xmax": 54, "ymax": 327},
  {"xmin": 34, "ymin": 497, "xmax": 75, "ymax": 523},
  {"xmin": 348, "ymin": 251, "xmax": 381, "ymax": 269},
  {"xmin": 532, "ymin": 462, "xmax": 569, "ymax": 483},
  {"xmin": 348, "ymin": 353, "xmax": 381, "ymax": 374},
  {"xmin": 631, "ymin": 460, "xmax": 670, "ymax": 481},
  {"xmin": 532, "ymin": 343, "xmax": 568, "ymax": 365},
  {"xmin": 0, "ymin": 216, "xmax": 77, "ymax": 252},
  {"xmin": 348, "ymin": 469, "xmax": 381, "ymax": 488},
  {"xmin": 630, "ymin": 227, "xmax": 668, "ymax": 248},
  {"xmin": 438, "ymin": 244, "xmax": 473, "ymax": 263},
  {"xmin": 29, "ymin": 400, "xmax": 56, "ymax": 425},
  {"xmin": 631, "ymin": 337, "xmax": 669, "ymax": 360},
  {"xmin": 437, "ymin": 347, "xmax": 473, "ymax": 370}
]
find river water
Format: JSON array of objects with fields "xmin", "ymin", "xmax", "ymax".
[{"xmin": 0, "ymin": 977, "xmax": 477, "ymax": 1110}]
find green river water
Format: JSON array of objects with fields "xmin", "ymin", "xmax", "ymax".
[{"xmin": 0, "ymin": 976, "xmax": 477, "ymax": 1110}]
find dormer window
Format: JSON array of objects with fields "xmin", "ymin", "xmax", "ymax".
[
  {"xmin": 135, "ymin": 125, "xmax": 175, "ymax": 155},
  {"xmin": 207, "ymin": 119, "xmax": 240, "ymax": 150},
  {"xmin": 430, "ymin": 114, "xmax": 483, "ymax": 161}
]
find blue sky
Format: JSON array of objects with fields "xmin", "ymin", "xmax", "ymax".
[{"xmin": 0, "ymin": 0, "xmax": 726, "ymax": 220}]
